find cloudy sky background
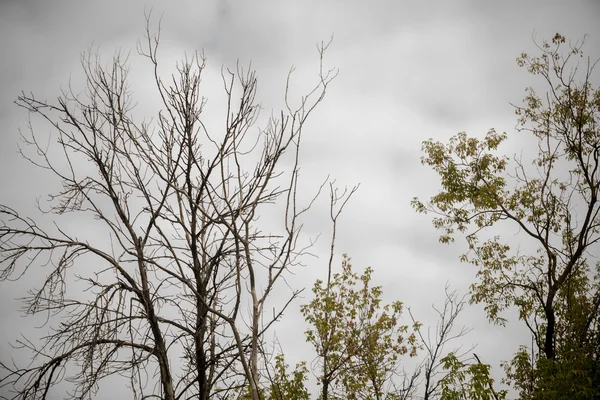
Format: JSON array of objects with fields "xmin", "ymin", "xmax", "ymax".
[{"xmin": 1, "ymin": 0, "xmax": 600, "ymax": 397}]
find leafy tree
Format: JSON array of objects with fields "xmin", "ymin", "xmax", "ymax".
[
  {"xmin": 0, "ymin": 15, "xmax": 337, "ymax": 400},
  {"xmin": 301, "ymin": 254, "xmax": 419, "ymax": 400},
  {"xmin": 267, "ymin": 354, "xmax": 311, "ymax": 400},
  {"xmin": 413, "ymin": 33, "xmax": 600, "ymax": 398},
  {"xmin": 438, "ymin": 353, "xmax": 506, "ymax": 400}
]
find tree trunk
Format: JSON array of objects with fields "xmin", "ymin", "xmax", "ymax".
[{"xmin": 544, "ymin": 292, "xmax": 556, "ymax": 359}]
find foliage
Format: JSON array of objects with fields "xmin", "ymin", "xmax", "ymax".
[
  {"xmin": 267, "ymin": 354, "xmax": 311, "ymax": 400},
  {"xmin": 438, "ymin": 353, "xmax": 507, "ymax": 400},
  {"xmin": 301, "ymin": 254, "xmax": 419, "ymax": 400},
  {"xmin": 413, "ymin": 33, "xmax": 600, "ymax": 398}
]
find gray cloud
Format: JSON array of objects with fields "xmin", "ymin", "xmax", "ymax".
[{"xmin": 1, "ymin": 0, "xmax": 599, "ymax": 397}]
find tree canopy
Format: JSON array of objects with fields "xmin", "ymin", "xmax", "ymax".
[{"xmin": 414, "ymin": 33, "xmax": 600, "ymax": 399}]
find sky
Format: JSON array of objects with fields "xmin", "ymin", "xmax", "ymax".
[{"xmin": 1, "ymin": 0, "xmax": 600, "ymax": 398}]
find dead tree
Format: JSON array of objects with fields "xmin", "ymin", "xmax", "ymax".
[
  {"xmin": 409, "ymin": 286, "xmax": 473, "ymax": 400},
  {"xmin": 0, "ymin": 15, "xmax": 336, "ymax": 400}
]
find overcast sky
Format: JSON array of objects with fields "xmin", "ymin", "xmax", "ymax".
[{"xmin": 1, "ymin": 0, "xmax": 600, "ymax": 398}]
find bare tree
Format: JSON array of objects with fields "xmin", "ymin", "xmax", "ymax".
[
  {"xmin": 409, "ymin": 286, "xmax": 472, "ymax": 400},
  {"xmin": 0, "ymin": 15, "xmax": 336, "ymax": 400}
]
